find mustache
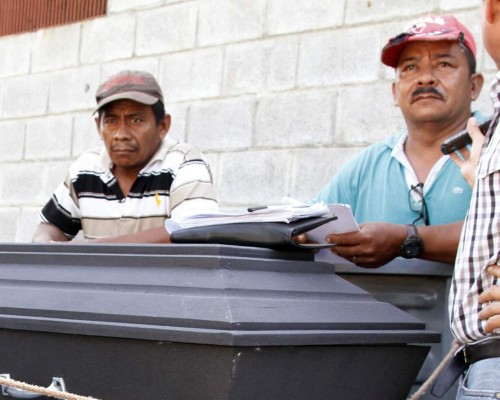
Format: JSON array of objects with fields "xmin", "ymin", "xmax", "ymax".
[
  {"xmin": 411, "ymin": 87, "xmax": 444, "ymax": 101},
  {"xmin": 110, "ymin": 145, "xmax": 138, "ymax": 151}
]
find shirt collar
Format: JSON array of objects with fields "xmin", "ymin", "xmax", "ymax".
[{"xmin": 98, "ymin": 138, "xmax": 176, "ymax": 184}]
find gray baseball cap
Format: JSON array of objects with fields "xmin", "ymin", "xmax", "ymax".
[{"xmin": 95, "ymin": 70, "xmax": 164, "ymax": 112}]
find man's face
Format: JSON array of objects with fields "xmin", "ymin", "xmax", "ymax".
[
  {"xmin": 392, "ymin": 40, "xmax": 479, "ymax": 127},
  {"xmin": 96, "ymin": 100, "xmax": 169, "ymax": 174}
]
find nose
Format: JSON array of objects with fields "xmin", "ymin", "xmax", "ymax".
[
  {"xmin": 416, "ymin": 64, "xmax": 437, "ymax": 86},
  {"xmin": 112, "ymin": 120, "xmax": 131, "ymax": 140}
]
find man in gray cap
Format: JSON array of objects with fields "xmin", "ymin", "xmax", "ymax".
[{"xmin": 33, "ymin": 70, "xmax": 218, "ymax": 243}]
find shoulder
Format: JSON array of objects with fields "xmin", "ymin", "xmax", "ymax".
[
  {"xmin": 158, "ymin": 138, "xmax": 206, "ymax": 163},
  {"xmin": 68, "ymin": 146, "xmax": 106, "ymax": 176},
  {"xmin": 340, "ymin": 136, "xmax": 398, "ymax": 171}
]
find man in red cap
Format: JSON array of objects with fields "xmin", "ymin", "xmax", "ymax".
[
  {"xmin": 32, "ymin": 70, "xmax": 218, "ymax": 243},
  {"xmin": 312, "ymin": 14, "xmax": 486, "ymax": 268}
]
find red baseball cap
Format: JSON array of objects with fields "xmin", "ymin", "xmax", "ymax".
[{"xmin": 381, "ymin": 15, "xmax": 476, "ymax": 68}]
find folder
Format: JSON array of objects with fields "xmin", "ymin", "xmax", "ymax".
[{"xmin": 170, "ymin": 216, "xmax": 338, "ymax": 251}]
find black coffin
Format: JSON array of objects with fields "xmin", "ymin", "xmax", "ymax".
[{"xmin": 0, "ymin": 244, "xmax": 439, "ymax": 400}]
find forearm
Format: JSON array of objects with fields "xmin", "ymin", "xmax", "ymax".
[
  {"xmin": 32, "ymin": 223, "xmax": 70, "ymax": 243},
  {"xmin": 91, "ymin": 226, "xmax": 171, "ymax": 244},
  {"xmin": 417, "ymin": 221, "xmax": 463, "ymax": 264}
]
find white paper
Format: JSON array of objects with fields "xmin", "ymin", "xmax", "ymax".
[
  {"xmin": 165, "ymin": 202, "xmax": 330, "ymax": 233},
  {"xmin": 306, "ymin": 204, "xmax": 360, "ymax": 265}
]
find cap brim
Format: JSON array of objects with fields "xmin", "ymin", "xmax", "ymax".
[
  {"xmin": 94, "ymin": 91, "xmax": 160, "ymax": 113},
  {"xmin": 381, "ymin": 32, "xmax": 462, "ymax": 68}
]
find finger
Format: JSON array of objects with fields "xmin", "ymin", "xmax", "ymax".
[
  {"xmin": 484, "ymin": 315, "xmax": 500, "ymax": 334},
  {"xmin": 487, "ymin": 265, "xmax": 500, "ymax": 278},
  {"xmin": 326, "ymin": 231, "xmax": 362, "ymax": 246},
  {"xmin": 478, "ymin": 286, "xmax": 500, "ymax": 303},
  {"xmin": 467, "ymin": 117, "xmax": 481, "ymax": 139},
  {"xmin": 295, "ymin": 234, "xmax": 308, "ymax": 244}
]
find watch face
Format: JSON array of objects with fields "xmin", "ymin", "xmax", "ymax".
[{"xmin": 401, "ymin": 239, "xmax": 423, "ymax": 259}]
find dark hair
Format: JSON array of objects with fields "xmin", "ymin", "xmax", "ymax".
[
  {"xmin": 97, "ymin": 100, "xmax": 166, "ymax": 126},
  {"xmin": 459, "ymin": 42, "xmax": 476, "ymax": 75},
  {"xmin": 152, "ymin": 101, "xmax": 166, "ymax": 126}
]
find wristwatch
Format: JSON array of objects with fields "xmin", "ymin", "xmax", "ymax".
[{"xmin": 400, "ymin": 224, "xmax": 424, "ymax": 259}]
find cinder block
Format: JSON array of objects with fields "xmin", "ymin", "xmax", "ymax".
[
  {"xmin": 267, "ymin": 0, "xmax": 344, "ymax": 35},
  {"xmin": 198, "ymin": 0, "xmax": 266, "ymax": 46},
  {"xmin": 80, "ymin": 13, "xmax": 135, "ymax": 64},
  {"xmin": 441, "ymin": 0, "xmax": 481, "ymax": 8},
  {"xmin": 0, "ymin": 33, "xmax": 32, "ymax": 78},
  {"xmin": 0, "ymin": 163, "xmax": 45, "ymax": 205},
  {"xmin": 159, "ymin": 49, "xmax": 224, "ymax": 102},
  {"xmin": 166, "ymin": 102, "xmax": 188, "ymax": 143},
  {"xmin": 256, "ymin": 91, "xmax": 336, "ymax": 148},
  {"xmin": 217, "ymin": 150, "xmax": 289, "ymax": 205},
  {"xmin": 32, "ymin": 24, "xmax": 80, "ymax": 73},
  {"xmin": 288, "ymin": 147, "xmax": 364, "ymax": 203},
  {"xmin": 337, "ymin": 83, "xmax": 406, "ymax": 146},
  {"xmin": 345, "ymin": 0, "xmax": 434, "ymax": 24},
  {"xmin": 136, "ymin": 4, "xmax": 197, "ymax": 56},
  {"xmin": 298, "ymin": 28, "xmax": 380, "ymax": 87},
  {"xmin": 0, "ymin": 208, "xmax": 19, "ymax": 242},
  {"xmin": 451, "ymin": 11, "xmax": 483, "ymax": 64},
  {"xmin": 48, "ymin": 66, "xmax": 101, "ymax": 113},
  {"xmin": 188, "ymin": 98, "xmax": 254, "ymax": 151},
  {"xmin": 108, "ymin": 0, "xmax": 163, "ymax": 13},
  {"xmin": 72, "ymin": 113, "xmax": 102, "ymax": 157},
  {"xmin": 3, "ymin": 75, "xmax": 50, "ymax": 118},
  {"xmin": 0, "ymin": 82, "xmax": 3, "ymax": 118},
  {"xmin": 40, "ymin": 161, "xmax": 74, "ymax": 202},
  {"xmin": 18, "ymin": 207, "xmax": 41, "ymax": 242},
  {"xmin": 25, "ymin": 116, "xmax": 73, "ymax": 160},
  {"xmin": 0, "ymin": 121, "xmax": 25, "ymax": 162},
  {"xmin": 101, "ymin": 59, "xmax": 160, "ymax": 81},
  {"xmin": 223, "ymin": 38, "xmax": 298, "ymax": 95}
]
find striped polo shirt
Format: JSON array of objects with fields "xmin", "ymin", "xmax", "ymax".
[{"xmin": 40, "ymin": 137, "xmax": 218, "ymax": 239}]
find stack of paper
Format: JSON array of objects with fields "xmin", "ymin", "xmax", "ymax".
[{"xmin": 166, "ymin": 202, "xmax": 330, "ymax": 233}]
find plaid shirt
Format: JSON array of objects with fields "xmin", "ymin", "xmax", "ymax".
[{"xmin": 449, "ymin": 72, "xmax": 500, "ymax": 344}]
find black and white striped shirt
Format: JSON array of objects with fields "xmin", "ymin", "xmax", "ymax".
[
  {"xmin": 40, "ymin": 138, "xmax": 218, "ymax": 239},
  {"xmin": 450, "ymin": 72, "xmax": 500, "ymax": 344}
]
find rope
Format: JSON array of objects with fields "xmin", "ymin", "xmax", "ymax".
[
  {"xmin": 408, "ymin": 339, "xmax": 461, "ymax": 400},
  {"xmin": 0, "ymin": 376, "xmax": 101, "ymax": 400}
]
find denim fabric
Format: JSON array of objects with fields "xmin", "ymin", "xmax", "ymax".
[{"xmin": 456, "ymin": 357, "xmax": 500, "ymax": 399}]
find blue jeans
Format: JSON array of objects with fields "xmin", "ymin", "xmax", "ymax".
[{"xmin": 456, "ymin": 357, "xmax": 500, "ymax": 399}]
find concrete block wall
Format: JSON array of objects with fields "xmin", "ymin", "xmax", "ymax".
[{"xmin": 0, "ymin": 0, "xmax": 491, "ymax": 242}]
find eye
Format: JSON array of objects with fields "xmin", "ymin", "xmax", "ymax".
[
  {"xmin": 104, "ymin": 117, "xmax": 117, "ymax": 125},
  {"xmin": 131, "ymin": 117, "xmax": 143, "ymax": 124},
  {"xmin": 403, "ymin": 64, "xmax": 416, "ymax": 71}
]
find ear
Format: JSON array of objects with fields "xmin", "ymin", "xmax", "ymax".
[
  {"xmin": 470, "ymin": 73, "xmax": 485, "ymax": 101},
  {"xmin": 391, "ymin": 81, "xmax": 400, "ymax": 107},
  {"xmin": 485, "ymin": 0, "xmax": 500, "ymax": 23},
  {"xmin": 158, "ymin": 114, "xmax": 171, "ymax": 140},
  {"xmin": 95, "ymin": 116, "xmax": 103, "ymax": 140}
]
